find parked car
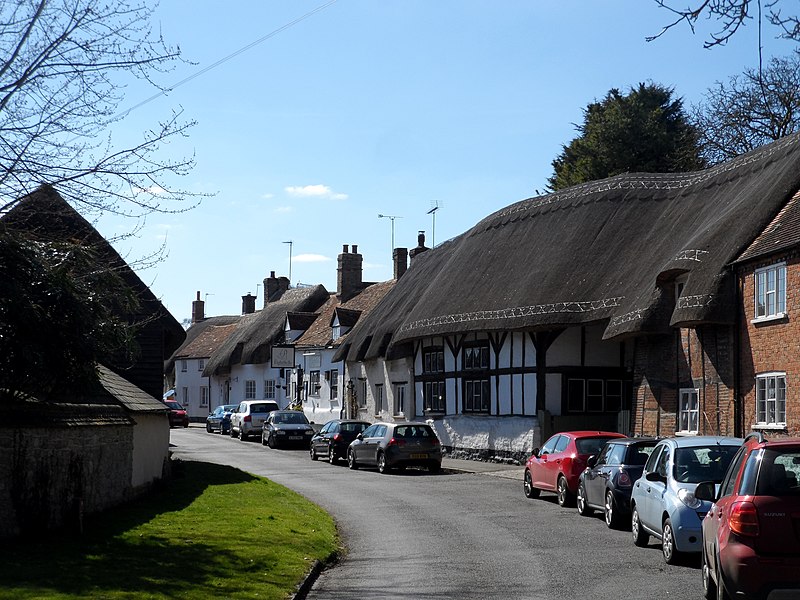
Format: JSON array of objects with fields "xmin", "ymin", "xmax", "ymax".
[
  {"xmin": 577, "ymin": 437, "xmax": 658, "ymax": 528},
  {"xmin": 164, "ymin": 399, "xmax": 189, "ymax": 428},
  {"xmin": 206, "ymin": 403, "xmax": 238, "ymax": 434},
  {"xmin": 630, "ymin": 435, "xmax": 742, "ymax": 564},
  {"xmin": 310, "ymin": 419, "xmax": 370, "ymax": 463},
  {"xmin": 229, "ymin": 400, "xmax": 280, "ymax": 440},
  {"xmin": 696, "ymin": 432, "xmax": 800, "ymax": 599},
  {"xmin": 347, "ymin": 422, "xmax": 442, "ymax": 474},
  {"xmin": 524, "ymin": 431, "xmax": 627, "ymax": 507},
  {"xmin": 261, "ymin": 410, "xmax": 315, "ymax": 449}
]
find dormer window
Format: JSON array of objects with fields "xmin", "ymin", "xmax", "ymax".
[
  {"xmin": 754, "ymin": 263, "xmax": 786, "ymax": 320},
  {"xmin": 332, "ymin": 324, "xmax": 341, "ymax": 341}
]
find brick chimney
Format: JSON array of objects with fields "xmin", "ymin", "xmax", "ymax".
[
  {"xmin": 409, "ymin": 231, "xmax": 429, "ymax": 263},
  {"xmin": 337, "ymin": 243, "xmax": 363, "ymax": 301},
  {"xmin": 393, "ymin": 247, "xmax": 408, "ymax": 279},
  {"xmin": 241, "ymin": 293, "xmax": 256, "ymax": 314},
  {"xmin": 263, "ymin": 270, "xmax": 290, "ymax": 306},
  {"xmin": 191, "ymin": 291, "xmax": 205, "ymax": 324}
]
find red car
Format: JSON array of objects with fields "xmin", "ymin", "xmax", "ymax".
[
  {"xmin": 164, "ymin": 399, "xmax": 189, "ymax": 428},
  {"xmin": 524, "ymin": 430, "xmax": 627, "ymax": 507},
  {"xmin": 697, "ymin": 432, "xmax": 800, "ymax": 600}
]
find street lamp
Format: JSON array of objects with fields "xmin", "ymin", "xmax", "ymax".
[{"xmin": 378, "ymin": 213, "xmax": 402, "ymax": 252}]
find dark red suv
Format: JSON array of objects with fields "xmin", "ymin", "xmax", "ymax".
[{"xmin": 696, "ymin": 432, "xmax": 800, "ymax": 599}]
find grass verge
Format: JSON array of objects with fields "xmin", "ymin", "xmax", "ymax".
[{"xmin": 0, "ymin": 460, "xmax": 338, "ymax": 599}]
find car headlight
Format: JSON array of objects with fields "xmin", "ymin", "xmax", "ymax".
[
  {"xmin": 677, "ymin": 488, "xmax": 701, "ymax": 509},
  {"xmin": 304, "ymin": 430, "xmax": 313, "ymax": 435},
  {"xmin": 276, "ymin": 430, "xmax": 286, "ymax": 435}
]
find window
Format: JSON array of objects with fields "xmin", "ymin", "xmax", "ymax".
[
  {"xmin": 329, "ymin": 370, "xmax": 338, "ymax": 400},
  {"xmin": 554, "ymin": 436, "xmax": 569, "ymax": 453},
  {"xmin": 358, "ymin": 378, "xmax": 367, "ymax": 408},
  {"xmin": 586, "ymin": 380, "xmax": 604, "ymax": 412},
  {"xmin": 540, "ymin": 435, "xmax": 560, "ymax": 455},
  {"xmin": 424, "ymin": 381, "xmax": 446, "ymax": 413},
  {"xmin": 332, "ymin": 324, "xmax": 341, "ymax": 340},
  {"xmin": 463, "ymin": 343, "xmax": 489, "ymax": 370},
  {"xmin": 180, "ymin": 359, "xmax": 187, "ymax": 372},
  {"xmin": 199, "ymin": 386, "xmax": 209, "ymax": 407},
  {"xmin": 309, "ymin": 371, "xmax": 321, "ymax": 397},
  {"xmin": 754, "ymin": 263, "xmax": 787, "ymax": 319},
  {"xmin": 566, "ymin": 377, "xmax": 625, "ymax": 413},
  {"xmin": 756, "ymin": 373, "xmax": 787, "ymax": 426},
  {"xmin": 375, "ymin": 384, "xmax": 384, "ymax": 413},
  {"xmin": 264, "ymin": 379, "xmax": 276, "ymax": 399},
  {"xmin": 463, "ymin": 379, "xmax": 490, "ymax": 413},
  {"xmin": 245, "ymin": 380, "xmax": 256, "ymax": 399},
  {"xmin": 181, "ymin": 386, "xmax": 188, "ymax": 406},
  {"xmin": 393, "ymin": 382, "xmax": 406, "ymax": 415},
  {"xmin": 197, "ymin": 358, "xmax": 205, "ymax": 371},
  {"xmin": 679, "ymin": 388, "xmax": 699, "ymax": 433},
  {"xmin": 423, "ymin": 347, "xmax": 444, "ymax": 373}
]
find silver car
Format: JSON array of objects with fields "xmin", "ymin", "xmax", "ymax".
[{"xmin": 347, "ymin": 422, "xmax": 442, "ymax": 474}]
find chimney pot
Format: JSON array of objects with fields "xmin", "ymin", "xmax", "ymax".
[
  {"xmin": 343, "ymin": 244, "xmax": 349, "ymax": 253},
  {"xmin": 352, "ymin": 244, "xmax": 358, "ymax": 254},
  {"xmin": 338, "ymin": 243, "xmax": 363, "ymax": 301}
]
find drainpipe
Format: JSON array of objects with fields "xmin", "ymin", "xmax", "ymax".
[{"xmin": 733, "ymin": 266, "xmax": 742, "ymax": 438}]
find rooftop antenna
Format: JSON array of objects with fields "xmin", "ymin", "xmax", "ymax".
[
  {"xmin": 427, "ymin": 200, "xmax": 442, "ymax": 247},
  {"xmin": 283, "ymin": 240, "xmax": 293, "ymax": 284},
  {"xmin": 378, "ymin": 214, "xmax": 402, "ymax": 252},
  {"xmin": 256, "ymin": 283, "xmax": 262, "ymax": 301}
]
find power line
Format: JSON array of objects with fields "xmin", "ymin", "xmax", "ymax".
[{"xmin": 118, "ymin": 0, "xmax": 339, "ymax": 118}]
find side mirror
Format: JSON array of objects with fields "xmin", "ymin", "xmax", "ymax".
[
  {"xmin": 646, "ymin": 471, "xmax": 666, "ymax": 483},
  {"xmin": 695, "ymin": 481, "xmax": 717, "ymax": 502},
  {"xmin": 356, "ymin": 433, "xmax": 364, "ymax": 441},
  {"xmin": 587, "ymin": 455, "xmax": 597, "ymax": 469},
  {"xmin": 532, "ymin": 447, "xmax": 540, "ymax": 458}
]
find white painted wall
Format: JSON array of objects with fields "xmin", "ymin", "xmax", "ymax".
[
  {"xmin": 130, "ymin": 412, "xmax": 170, "ymax": 489},
  {"xmin": 174, "ymin": 357, "xmax": 212, "ymax": 420}
]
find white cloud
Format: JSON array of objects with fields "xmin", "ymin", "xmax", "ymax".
[
  {"xmin": 262, "ymin": 193, "xmax": 275, "ymax": 200},
  {"xmin": 294, "ymin": 253, "xmax": 332, "ymax": 263},
  {"xmin": 274, "ymin": 206, "xmax": 292, "ymax": 214},
  {"xmin": 284, "ymin": 184, "xmax": 348, "ymax": 200}
]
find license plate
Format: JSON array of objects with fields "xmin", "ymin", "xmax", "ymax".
[
  {"xmin": 288, "ymin": 436, "xmax": 302, "ymax": 440},
  {"xmin": 410, "ymin": 453, "xmax": 428, "ymax": 459}
]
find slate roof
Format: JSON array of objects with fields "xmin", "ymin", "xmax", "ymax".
[
  {"xmin": 96, "ymin": 365, "xmax": 167, "ymax": 413},
  {"xmin": 337, "ymin": 133, "xmax": 800, "ymax": 362},
  {"xmin": 204, "ymin": 285, "xmax": 330, "ymax": 376}
]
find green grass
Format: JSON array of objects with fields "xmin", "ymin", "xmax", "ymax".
[{"xmin": 0, "ymin": 461, "xmax": 339, "ymax": 599}]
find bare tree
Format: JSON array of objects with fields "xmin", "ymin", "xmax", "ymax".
[
  {"xmin": 691, "ymin": 53, "xmax": 800, "ymax": 164},
  {"xmin": 650, "ymin": 0, "xmax": 800, "ymax": 48},
  {"xmin": 0, "ymin": 0, "xmax": 198, "ymax": 218}
]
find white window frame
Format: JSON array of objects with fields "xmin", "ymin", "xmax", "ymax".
[
  {"xmin": 678, "ymin": 388, "xmax": 699, "ymax": 434},
  {"xmin": 199, "ymin": 386, "xmax": 209, "ymax": 407},
  {"xmin": 754, "ymin": 263, "xmax": 787, "ymax": 321},
  {"xmin": 181, "ymin": 386, "xmax": 189, "ymax": 406},
  {"xmin": 180, "ymin": 359, "xmax": 187, "ymax": 372},
  {"xmin": 197, "ymin": 358, "xmax": 205, "ymax": 371},
  {"xmin": 264, "ymin": 379, "xmax": 276, "ymax": 400},
  {"xmin": 244, "ymin": 380, "xmax": 256, "ymax": 399},
  {"xmin": 375, "ymin": 383, "xmax": 384, "ymax": 414},
  {"xmin": 393, "ymin": 382, "xmax": 406, "ymax": 416},
  {"xmin": 358, "ymin": 378, "xmax": 367, "ymax": 408},
  {"xmin": 329, "ymin": 370, "xmax": 338, "ymax": 400},
  {"xmin": 756, "ymin": 372, "xmax": 787, "ymax": 428}
]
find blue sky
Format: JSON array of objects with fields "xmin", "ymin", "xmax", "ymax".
[{"xmin": 100, "ymin": 1, "xmax": 793, "ymax": 322}]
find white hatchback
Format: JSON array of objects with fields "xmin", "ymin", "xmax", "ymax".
[{"xmin": 229, "ymin": 400, "xmax": 280, "ymax": 440}]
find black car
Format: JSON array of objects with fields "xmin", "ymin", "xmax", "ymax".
[
  {"xmin": 310, "ymin": 419, "xmax": 370, "ymax": 464},
  {"xmin": 261, "ymin": 410, "xmax": 315, "ymax": 449},
  {"xmin": 576, "ymin": 437, "xmax": 657, "ymax": 528},
  {"xmin": 206, "ymin": 403, "xmax": 238, "ymax": 434}
]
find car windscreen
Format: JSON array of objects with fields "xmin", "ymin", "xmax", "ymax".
[
  {"xmin": 575, "ymin": 437, "xmax": 617, "ymax": 455},
  {"xmin": 274, "ymin": 412, "xmax": 308, "ymax": 424},
  {"xmin": 755, "ymin": 448, "xmax": 800, "ymax": 496},
  {"xmin": 341, "ymin": 422, "xmax": 367, "ymax": 433},
  {"xmin": 624, "ymin": 443, "xmax": 657, "ymax": 466},
  {"xmin": 165, "ymin": 401, "xmax": 182, "ymax": 410},
  {"xmin": 394, "ymin": 425, "xmax": 435, "ymax": 439},
  {"xmin": 251, "ymin": 404, "xmax": 277, "ymax": 413},
  {"xmin": 673, "ymin": 444, "xmax": 740, "ymax": 483}
]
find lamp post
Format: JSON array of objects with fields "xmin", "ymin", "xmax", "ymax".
[{"xmin": 378, "ymin": 213, "xmax": 402, "ymax": 252}]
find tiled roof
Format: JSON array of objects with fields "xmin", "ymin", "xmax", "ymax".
[
  {"xmin": 174, "ymin": 317, "xmax": 240, "ymax": 361},
  {"xmin": 736, "ymin": 189, "xmax": 800, "ymax": 263},
  {"xmin": 96, "ymin": 365, "xmax": 167, "ymax": 413}
]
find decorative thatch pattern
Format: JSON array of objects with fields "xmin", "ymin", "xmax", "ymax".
[{"xmin": 338, "ymin": 133, "xmax": 800, "ymax": 362}]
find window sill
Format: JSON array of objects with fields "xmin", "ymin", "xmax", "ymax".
[
  {"xmin": 751, "ymin": 313, "xmax": 787, "ymax": 325},
  {"xmin": 752, "ymin": 423, "xmax": 787, "ymax": 431},
  {"xmin": 674, "ymin": 430, "xmax": 698, "ymax": 436}
]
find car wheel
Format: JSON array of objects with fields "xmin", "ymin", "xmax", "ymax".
[
  {"xmin": 605, "ymin": 490, "xmax": 622, "ymax": 529},
  {"xmin": 523, "ymin": 470, "xmax": 540, "ymax": 499},
  {"xmin": 238, "ymin": 427, "xmax": 246, "ymax": 441},
  {"xmin": 377, "ymin": 451, "xmax": 390, "ymax": 474},
  {"xmin": 662, "ymin": 518, "xmax": 681, "ymax": 564},
  {"xmin": 229, "ymin": 426, "xmax": 236, "ymax": 438},
  {"xmin": 348, "ymin": 449, "xmax": 358, "ymax": 470},
  {"xmin": 310, "ymin": 445, "xmax": 318, "ymax": 460},
  {"xmin": 701, "ymin": 548, "xmax": 717, "ymax": 600},
  {"xmin": 267, "ymin": 434, "xmax": 275, "ymax": 449},
  {"xmin": 557, "ymin": 475, "xmax": 574, "ymax": 507},
  {"xmin": 206, "ymin": 424, "xmax": 212, "ymax": 433},
  {"xmin": 262, "ymin": 433, "xmax": 268, "ymax": 446},
  {"xmin": 576, "ymin": 483, "xmax": 591, "ymax": 516},
  {"xmin": 328, "ymin": 445, "xmax": 337, "ymax": 464},
  {"xmin": 631, "ymin": 506, "xmax": 649, "ymax": 547}
]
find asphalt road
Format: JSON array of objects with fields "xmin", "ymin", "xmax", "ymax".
[{"xmin": 169, "ymin": 426, "xmax": 701, "ymax": 600}]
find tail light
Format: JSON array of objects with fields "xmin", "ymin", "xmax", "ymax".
[
  {"xmin": 430, "ymin": 436, "xmax": 440, "ymax": 446},
  {"xmin": 617, "ymin": 471, "xmax": 633, "ymax": 488},
  {"xmin": 333, "ymin": 433, "xmax": 341, "ymax": 441},
  {"xmin": 387, "ymin": 437, "xmax": 406, "ymax": 447},
  {"xmin": 729, "ymin": 501, "xmax": 759, "ymax": 537},
  {"xmin": 244, "ymin": 415, "xmax": 251, "ymax": 423}
]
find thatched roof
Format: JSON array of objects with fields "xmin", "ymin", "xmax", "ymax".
[
  {"xmin": 164, "ymin": 315, "xmax": 240, "ymax": 372},
  {"xmin": 204, "ymin": 285, "xmax": 329, "ymax": 376},
  {"xmin": 337, "ymin": 134, "xmax": 800, "ymax": 362}
]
